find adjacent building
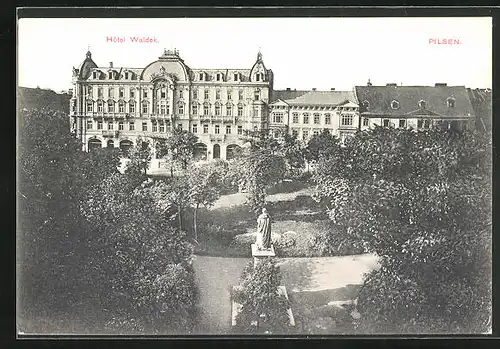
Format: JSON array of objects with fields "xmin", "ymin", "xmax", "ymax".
[
  {"xmin": 354, "ymin": 82, "xmax": 476, "ymax": 132},
  {"xmin": 70, "ymin": 49, "xmax": 273, "ymax": 160},
  {"xmin": 269, "ymin": 89, "xmax": 360, "ymax": 144}
]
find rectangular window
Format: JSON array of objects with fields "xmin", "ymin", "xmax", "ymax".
[
  {"xmin": 193, "ymin": 90, "xmax": 198, "ymax": 99},
  {"xmin": 273, "ymin": 113, "xmax": 283, "ymax": 123},
  {"xmin": 160, "ymin": 104, "xmax": 166, "ymax": 115},
  {"xmin": 204, "ymin": 104, "xmax": 209, "ymax": 116},
  {"xmin": 204, "ymin": 90, "xmax": 209, "ymax": 100},
  {"xmin": 424, "ymin": 119, "xmax": 431, "ymax": 129},
  {"xmin": 192, "ymin": 124, "xmax": 198, "ymax": 133},
  {"xmin": 119, "ymin": 103, "xmax": 124, "ymax": 113},
  {"xmin": 142, "ymin": 103, "xmax": 148, "ymax": 114},
  {"xmin": 118, "ymin": 121, "xmax": 124, "ymax": 130},
  {"xmin": 179, "ymin": 90, "xmax": 183, "ymax": 99},
  {"xmin": 98, "ymin": 88, "xmax": 103, "ymax": 98},
  {"xmin": 363, "ymin": 118, "xmax": 369, "ymax": 126},
  {"xmin": 86, "ymin": 120, "xmax": 93, "ymax": 129},
  {"xmin": 302, "ymin": 130, "xmax": 309, "ymax": 140},
  {"xmin": 303, "ymin": 114, "xmax": 309, "ymax": 124},
  {"xmin": 143, "ymin": 90, "xmax": 148, "ymax": 98},
  {"xmin": 227, "ymin": 91, "xmax": 232, "ymax": 100},
  {"xmin": 325, "ymin": 114, "xmax": 331, "ymax": 124},
  {"xmin": 130, "ymin": 89, "xmax": 135, "ymax": 98},
  {"xmin": 417, "ymin": 119, "xmax": 423, "ymax": 128},
  {"xmin": 399, "ymin": 119, "xmax": 406, "ymax": 128},
  {"xmin": 292, "ymin": 129, "xmax": 298, "ymax": 137},
  {"xmin": 178, "ymin": 123, "xmax": 183, "ymax": 130},
  {"xmin": 142, "ymin": 122, "xmax": 148, "ymax": 131},
  {"xmin": 87, "ymin": 103, "xmax": 93, "ymax": 112},
  {"xmin": 313, "ymin": 114, "xmax": 320, "ymax": 124},
  {"xmin": 253, "ymin": 107, "xmax": 259, "ymax": 117},
  {"xmin": 203, "ymin": 124, "xmax": 209, "ymax": 133},
  {"xmin": 313, "ymin": 130, "xmax": 319, "ymax": 136},
  {"xmin": 159, "ymin": 123, "xmax": 165, "ymax": 132},
  {"xmin": 161, "ymin": 90, "xmax": 166, "ymax": 99},
  {"xmin": 119, "ymin": 88, "xmax": 124, "ymax": 98},
  {"xmin": 215, "ymin": 125, "xmax": 220, "ymax": 134},
  {"xmin": 152, "ymin": 122, "xmax": 158, "ymax": 132},
  {"xmin": 108, "ymin": 102, "xmax": 115, "ymax": 113},
  {"xmin": 192, "ymin": 104, "xmax": 198, "ymax": 115},
  {"xmin": 227, "ymin": 105, "xmax": 232, "ymax": 116},
  {"xmin": 216, "ymin": 90, "xmax": 221, "ymax": 100},
  {"xmin": 129, "ymin": 122, "xmax": 135, "ymax": 131},
  {"xmin": 234, "ymin": 73, "xmax": 239, "ymax": 81},
  {"xmin": 124, "ymin": 72, "xmax": 129, "ymax": 79},
  {"xmin": 342, "ymin": 114, "xmax": 354, "ymax": 126},
  {"xmin": 215, "ymin": 105, "xmax": 221, "ymax": 116},
  {"xmin": 237, "ymin": 125, "xmax": 243, "ymax": 135},
  {"xmin": 108, "ymin": 122, "xmax": 114, "ymax": 130},
  {"xmin": 129, "ymin": 103, "xmax": 135, "ymax": 113},
  {"xmin": 292, "ymin": 113, "xmax": 299, "ymax": 123},
  {"xmin": 226, "ymin": 125, "xmax": 231, "ymax": 134},
  {"xmin": 254, "ymin": 90, "xmax": 260, "ymax": 101},
  {"xmin": 199, "ymin": 73, "xmax": 204, "ymax": 81},
  {"xmin": 97, "ymin": 121, "xmax": 103, "ymax": 130},
  {"xmin": 382, "ymin": 119, "xmax": 390, "ymax": 127},
  {"xmin": 179, "ymin": 104, "xmax": 184, "ymax": 115},
  {"xmin": 108, "ymin": 88, "xmax": 113, "ymax": 98},
  {"xmin": 238, "ymin": 105, "xmax": 243, "ymax": 116},
  {"xmin": 239, "ymin": 90, "xmax": 243, "ymax": 100}
]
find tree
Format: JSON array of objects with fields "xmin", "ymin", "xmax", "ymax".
[
  {"xmin": 304, "ymin": 129, "xmax": 341, "ymax": 164},
  {"xmin": 157, "ymin": 129, "xmax": 198, "ymax": 175},
  {"xmin": 313, "ymin": 126, "xmax": 492, "ymax": 333},
  {"xmin": 280, "ymin": 132, "xmax": 306, "ymax": 177},
  {"xmin": 233, "ymin": 259, "xmax": 291, "ymax": 334},
  {"xmin": 125, "ymin": 137, "xmax": 152, "ymax": 180}
]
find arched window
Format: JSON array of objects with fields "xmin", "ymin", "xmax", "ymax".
[
  {"xmin": 447, "ymin": 97, "xmax": 456, "ymax": 108},
  {"xmin": 418, "ymin": 100, "xmax": 426, "ymax": 109},
  {"xmin": 391, "ymin": 100, "xmax": 400, "ymax": 109},
  {"xmin": 362, "ymin": 100, "xmax": 370, "ymax": 110}
]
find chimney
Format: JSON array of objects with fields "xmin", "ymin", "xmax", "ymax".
[
  {"xmin": 109, "ymin": 62, "xmax": 113, "ymax": 68},
  {"xmin": 286, "ymin": 88, "xmax": 291, "ymax": 91},
  {"xmin": 435, "ymin": 83, "xmax": 447, "ymax": 87},
  {"xmin": 386, "ymin": 83, "xmax": 397, "ymax": 87},
  {"xmin": 312, "ymin": 88, "xmax": 317, "ymax": 91},
  {"xmin": 330, "ymin": 88, "xmax": 335, "ymax": 91}
]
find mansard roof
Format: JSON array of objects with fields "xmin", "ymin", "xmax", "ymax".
[
  {"xmin": 355, "ymin": 85, "xmax": 474, "ymax": 118},
  {"xmin": 272, "ymin": 90, "xmax": 357, "ymax": 107}
]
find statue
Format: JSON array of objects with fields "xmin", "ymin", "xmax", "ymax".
[{"xmin": 256, "ymin": 208, "xmax": 272, "ymax": 250}]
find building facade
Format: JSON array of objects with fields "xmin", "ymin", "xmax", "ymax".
[
  {"xmin": 70, "ymin": 49, "xmax": 273, "ymax": 160},
  {"xmin": 268, "ymin": 89, "xmax": 360, "ymax": 144},
  {"xmin": 354, "ymin": 82, "xmax": 476, "ymax": 132}
]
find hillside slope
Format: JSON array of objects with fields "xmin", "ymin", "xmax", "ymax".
[{"xmin": 18, "ymin": 87, "xmax": 71, "ymax": 114}]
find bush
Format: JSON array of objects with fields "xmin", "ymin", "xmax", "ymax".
[{"xmin": 199, "ymin": 223, "xmax": 235, "ymax": 245}]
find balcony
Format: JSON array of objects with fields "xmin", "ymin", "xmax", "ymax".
[
  {"xmin": 102, "ymin": 130, "xmax": 120, "ymax": 138},
  {"xmin": 209, "ymin": 134, "xmax": 226, "ymax": 142}
]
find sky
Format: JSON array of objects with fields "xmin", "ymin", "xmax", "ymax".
[{"xmin": 17, "ymin": 17, "xmax": 492, "ymax": 92}]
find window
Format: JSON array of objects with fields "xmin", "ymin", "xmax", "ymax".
[
  {"xmin": 160, "ymin": 104, "xmax": 166, "ymax": 115},
  {"xmin": 302, "ymin": 130, "xmax": 309, "ymax": 140},
  {"xmin": 98, "ymin": 88, "xmax": 103, "ymax": 98},
  {"xmin": 108, "ymin": 87, "xmax": 114, "ymax": 98},
  {"xmin": 87, "ymin": 86, "xmax": 93, "ymax": 95},
  {"xmin": 97, "ymin": 120, "xmax": 103, "ymax": 130},
  {"xmin": 341, "ymin": 114, "xmax": 354, "ymax": 126},
  {"xmin": 256, "ymin": 73, "xmax": 260, "ymax": 82},
  {"xmin": 178, "ymin": 104, "xmax": 184, "ymax": 115},
  {"xmin": 313, "ymin": 113, "xmax": 320, "ymax": 124},
  {"xmin": 118, "ymin": 121, "xmax": 124, "ymax": 130},
  {"xmin": 166, "ymin": 105, "xmax": 170, "ymax": 115},
  {"xmin": 92, "ymin": 71, "xmax": 97, "ymax": 79},
  {"xmin": 399, "ymin": 119, "xmax": 406, "ymax": 128},
  {"xmin": 119, "ymin": 88, "xmax": 124, "ymax": 98},
  {"xmin": 253, "ymin": 107, "xmax": 259, "ymax": 117},
  {"xmin": 119, "ymin": 101, "xmax": 125, "ymax": 113},
  {"xmin": 363, "ymin": 100, "xmax": 370, "ymax": 110},
  {"xmin": 363, "ymin": 117, "xmax": 369, "ymax": 126},
  {"xmin": 159, "ymin": 122, "xmax": 165, "ymax": 132},
  {"xmin": 192, "ymin": 104, "xmax": 198, "ymax": 115},
  {"xmin": 239, "ymin": 90, "xmax": 244, "ymax": 100},
  {"xmin": 108, "ymin": 101, "xmax": 114, "ymax": 113},
  {"xmin": 215, "ymin": 104, "xmax": 221, "ymax": 116},
  {"xmin": 216, "ymin": 73, "xmax": 222, "ymax": 81},
  {"xmin": 382, "ymin": 119, "xmax": 390, "ymax": 127},
  {"xmin": 254, "ymin": 89, "xmax": 260, "ymax": 101},
  {"xmin": 391, "ymin": 100, "xmax": 400, "ymax": 109},
  {"xmin": 199, "ymin": 72, "xmax": 204, "ymax": 81},
  {"xmin": 97, "ymin": 101, "xmax": 103, "ymax": 112},
  {"xmin": 86, "ymin": 120, "xmax": 93, "ymax": 129},
  {"xmin": 130, "ymin": 89, "xmax": 135, "ymax": 98},
  {"xmin": 418, "ymin": 100, "xmax": 426, "ymax": 109},
  {"xmin": 273, "ymin": 113, "xmax": 283, "ymax": 123},
  {"xmin": 303, "ymin": 113, "xmax": 310, "ymax": 124},
  {"xmin": 129, "ymin": 102, "xmax": 135, "ymax": 113},
  {"xmin": 143, "ymin": 90, "xmax": 148, "ymax": 98},
  {"xmin": 192, "ymin": 124, "xmax": 198, "ymax": 133},
  {"xmin": 178, "ymin": 123, "xmax": 183, "ymax": 130},
  {"xmin": 161, "ymin": 89, "xmax": 166, "ymax": 99},
  {"xmin": 273, "ymin": 130, "xmax": 279, "ymax": 138},
  {"xmin": 234, "ymin": 73, "xmax": 239, "ymax": 81},
  {"xmin": 324, "ymin": 114, "xmax": 331, "ymax": 124},
  {"xmin": 226, "ymin": 104, "xmax": 232, "ymax": 116},
  {"xmin": 142, "ymin": 102, "xmax": 148, "ymax": 114},
  {"xmin": 124, "ymin": 72, "xmax": 129, "ymax": 79},
  {"xmin": 238, "ymin": 125, "xmax": 243, "ymax": 135},
  {"xmin": 179, "ymin": 90, "xmax": 183, "ymax": 99},
  {"xmin": 204, "ymin": 104, "xmax": 210, "ymax": 115},
  {"xmin": 87, "ymin": 102, "xmax": 93, "ymax": 112},
  {"xmin": 292, "ymin": 113, "xmax": 299, "ymax": 123},
  {"xmin": 417, "ymin": 119, "xmax": 423, "ymax": 129},
  {"xmin": 254, "ymin": 126, "xmax": 258, "ymax": 132},
  {"xmin": 129, "ymin": 122, "xmax": 135, "ymax": 131},
  {"xmin": 226, "ymin": 125, "xmax": 231, "ymax": 134},
  {"xmin": 142, "ymin": 122, "xmax": 148, "ymax": 131},
  {"xmin": 204, "ymin": 90, "xmax": 209, "ymax": 100},
  {"xmin": 238, "ymin": 105, "xmax": 243, "ymax": 116},
  {"xmin": 292, "ymin": 129, "xmax": 298, "ymax": 137},
  {"xmin": 216, "ymin": 90, "xmax": 221, "ymax": 100},
  {"xmin": 215, "ymin": 125, "xmax": 220, "ymax": 134},
  {"xmin": 152, "ymin": 122, "xmax": 158, "ymax": 132},
  {"xmin": 108, "ymin": 71, "xmax": 113, "ymax": 79},
  {"xmin": 108, "ymin": 122, "xmax": 114, "ymax": 130},
  {"xmin": 227, "ymin": 91, "xmax": 232, "ymax": 100},
  {"xmin": 193, "ymin": 90, "xmax": 198, "ymax": 99},
  {"xmin": 313, "ymin": 130, "xmax": 319, "ymax": 136},
  {"xmin": 203, "ymin": 124, "xmax": 209, "ymax": 133},
  {"xmin": 447, "ymin": 98, "xmax": 455, "ymax": 108},
  {"xmin": 423, "ymin": 119, "xmax": 431, "ymax": 129}
]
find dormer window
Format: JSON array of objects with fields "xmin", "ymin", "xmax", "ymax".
[
  {"xmin": 418, "ymin": 100, "xmax": 426, "ymax": 109},
  {"xmin": 391, "ymin": 100, "xmax": 400, "ymax": 109},
  {"xmin": 108, "ymin": 71, "xmax": 113, "ymax": 79},
  {"xmin": 216, "ymin": 73, "xmax": 223, "ymax": 82},
  {"xmin": 362, "ymin": 100, "xmax": 370, "ymax": 110},
  {"xmin": 199, "ymin": 72, "xmax": 205, "ymax": 81},
  {"xmin": 447, "ymin": 97, "xmax": 456, "ymax": 108},
  {"xmin": 124, "ymin": 72, "xmax": 129, "ymax": 79},
  {"xmin": 256, "ymin": 74, "xmax": 260, "ymax": 82},
  {"xmin": 92, "ymin": 71, "xmax": 97, "ymax": 79},
  {"xmin": 234, "ymin": 73, "xmax": 239, "ymax": 81}
]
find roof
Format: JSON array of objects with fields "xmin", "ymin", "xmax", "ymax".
[
  {"xmin": 355, "ymin": 85, "xmax": 474, "ymax": 118},
  {"xmin": 272, "ymin": 90, "xmax": 357, "ymax": 107}
]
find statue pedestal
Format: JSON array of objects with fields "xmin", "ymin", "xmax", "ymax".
[{"xmin": 251, "ymin": 243, "xmax": 275, "ymax": 267}]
